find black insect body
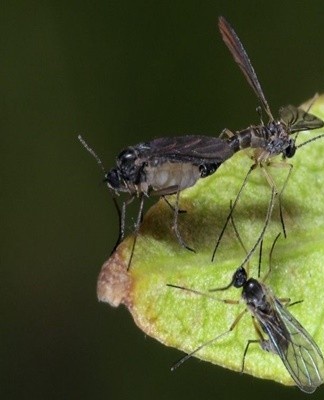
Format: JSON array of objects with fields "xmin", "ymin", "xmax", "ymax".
[
  {"xmin": 106, "ymin": 135, "xmax": 233, "ymax": 197},
  {"xmin": 110, "ymin": 135, "xmax": 236, "ymax": 266},
  {"xmin": 168, "ymin": 245, "xmax": 324, "ymax": 393},
  {"xmin": 212, "ymin": 17, "xmax": 324, "ymax": 260},
  {"xmin": 84, "ymin": 134, "xmax": 235, "ymax": 267},
  {"xmin": 226, "ymin": 106, "xmax": 323, "ymax": 161},
  {"xmin": 229, "ymin": 266, "xmax": 324, "ymax": 393},
  {"xmin": 218, "ymin": 17, "xmax": 324, "ymax": 160}
]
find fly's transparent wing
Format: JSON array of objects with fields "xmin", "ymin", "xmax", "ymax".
[
  {"xmin": 279, "ymin": 105, "xmax": 324, "ymax": 133},
  {"xmin": 218, "ymin": 16, "xmax": 274, "ymax": 121},
  {"xmin": 148, "ymin": 135, "xmax": 234, "ymax": 164},
  {"xmin": 258, "ymin": 293, "xmax": 324, "ymax": 393}
]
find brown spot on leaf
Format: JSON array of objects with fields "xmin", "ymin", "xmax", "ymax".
[{"xmin": 97, "ymin": 251, "xmax": 133, "ymax": 308}]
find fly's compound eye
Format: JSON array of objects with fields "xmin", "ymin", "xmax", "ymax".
[
  {"xmin": 104, "ymin": 168, "xmax": 123, "ymax": 190},
  {"xmin": 284, "ymin": 140, "xmax": 296, "ymax": 158},
  {"xmin": 233, "ymin": 267, "xmax": 247, "ymax": 288}
]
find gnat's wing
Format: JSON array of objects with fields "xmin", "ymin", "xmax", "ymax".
[
  {"xmin": 259, "ymin": 294, "xmax": 324, "ymax": 393},
  {"xmin": 218, "ymin": 16, "xmax": 274, "ymax": 121},
  {"xmin": 279, "ymin": 105, "xmax": 324, "ymax": 133},
  {"xmin": 147, "ymin": 135, "xmax": 234, "ymax": 164}
]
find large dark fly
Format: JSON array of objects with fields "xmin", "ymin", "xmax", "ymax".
[
  {"xmin": 219, "ymin": 16, "xmax": 324, "ymax": 159},
  {"xmin": 168, "ymin": 232, "xmax": 324, "ymax": 393},
  {"xmin": 212, "ymin": 17, "xmax": 324, "ymax": 261},
  {"xmin": 80, "ymin": 135, "xmax": 234, "ymax": 268},
  {"xmin": 106, "ymin": 135, "xmax": 234, "ymax": 196}
]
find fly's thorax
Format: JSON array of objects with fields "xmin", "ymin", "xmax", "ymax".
[
  {"xmin": 250, "ymin": 121, "xmax": 292, "ymax": 163},
  {"xmin": 144, "ymin": 160, "xmax": 201, "ymax": 195},
  {"xmin": 116, "ymin": 143, "xmax": 150, "ymax": 184},
  {"xmin": 242, "ymin": 279, "xmax": 270, "ymax": 314}
]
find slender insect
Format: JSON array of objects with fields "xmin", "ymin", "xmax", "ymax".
[
  {"xmin": 168, "ymin": 230, "xmax": 324, "ymax": 393},
  {"xmin": 212, "ymin": 17, "xmax": 324, "ymax": 261},
  {"xmin": 79, "ymin": 135, "xmax": 235, "ymax": 268}
]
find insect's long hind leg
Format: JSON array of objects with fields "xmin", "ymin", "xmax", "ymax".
[
  {"xmin": 127, "ymin": 194, "xmax": 145, "ymax": 271},
  {"xmin": 261, "ymin": 161, "xmax": 293, "ymax": 239},
  {"xmin": 169, "ymin": 302, "xmax": 246, "ymax": 370},
  {"xmin": 261, "ymin": 231, "xmax": 281, "ymax": 282},
  {"xmin": 172, "ymin": 190, "xmax": 195, "ymax": 252},
  {"xmin": 212, "ymin": 163, "xmax": 256, "ymax": 262},
  {"xmin": 237, "ymin": 186, "xmax": 276, "ymax": 271},
  {"xmin": 162, "ymin": 195, "xmax": 187, "ymax": 214},
  {"xmin": 241, "ymin": 340, "xmax": 260, "ymax": 374},
  {"xmin": 167, "ymin": 283, "xmax": 247, "ymax": 370},
  {"xmin": 278, "ymin": 162, "xmax": 293, "ymax": 239},
  {"xmin": 111, "ymin": 195, "xmax": 136, "ymax": 255},
  {"xmin": 110, "ymin": 198, "xmax": 126, "ymax": 255},
  {"xmin": 241, "ymin": 317, "xmax": 264, "ymax": 373},
  {"xmin": 228, "ymin": 199, "xmax": 252, "ymax": 276}
]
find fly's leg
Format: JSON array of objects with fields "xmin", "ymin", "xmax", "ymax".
[
  {"xmin": 110, "ymin": 198, "xmax": 125, "ymax": 255},
  {"xmin": 278, "ymin": 298, "xmax": 304, "ymax": 308},
  {"xmin": 260, "ymin": 231, "xmax": 282, "ymax": 281},
  {"xmin": 167, "ymin": 282, "xmax": 246, "ymax": 371},
  {"xmin": 276, "ymin": 162, "xmax": 293, "ymax": 239},
  {"xmin": 127, "ymin": 194, "xmax": 145, "ymax": 270},
  {"xmin": 237, "ymin": 187, "xmax": 276, "ymax": 271},
  {"xmin": 256, "ymin": 106, "xmax": 264, "ymax": 125},
  {"xmin": 212, "ymin": 163, "xmax": 257, "ymax": 262},
  {"xmin": 172, "ymin": 190, "xmax": 195, "ymax": 252},
  {"xmin": 241, "ymin": 317, "xmax": 264, "ymax": 373},
  {"xmin": 261, "ymin": 161, "xmax": 293, "ymax": 239},
  {"xmin": 162, "ymin": 195, "xmax": 187, "ymax": 214},
  {"xmin": 111, "ymin": 195, "xmax": 135, "ymax": 255}
]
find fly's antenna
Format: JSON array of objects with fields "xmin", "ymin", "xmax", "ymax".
[
  {"xmin": 296, "ymin": 132, "xmax": 324, "ymax": 150},
  {"xmin": 257, "ymin": 239, "xmax": 263, "ymax": 279},
  {"xmin": 171, "ymin": 330, "xmax": 230, "ymax": 371},
  {"xmin": 78, "ymin": 134, "xmax": 106, "ymax": 174}
]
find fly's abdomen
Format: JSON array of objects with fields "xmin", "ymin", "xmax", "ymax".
[
  {"xmin": 228, "ymin": 126, "xmax": 269, "ymax": 153},
  {"xmin": 145, "ymin": 161, "xmax": 201, "ymax": 195}
]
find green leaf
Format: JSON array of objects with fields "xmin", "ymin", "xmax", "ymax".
[{"xmin": 97, "ymin": 95, "xmax": 324, "ymax": 388}]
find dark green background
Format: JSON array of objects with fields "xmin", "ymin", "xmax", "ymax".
[{"xmin": 2, "ymin": 1, "xmax": 324, "ymax": 399}]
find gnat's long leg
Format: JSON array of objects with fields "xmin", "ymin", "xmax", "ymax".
[
  {"xmin": 162, "ymin": 196, "xmax": 187, "ymax": 214},
  {"xmin": 110, "ymin": 197, "xmax": 125, "ymax": 255},
  {"xmin": 172, "ymin": 190, "xmax": 195, "ymax": 252},
  {"xmin": 111, "ymin": 195, "xmax": 135, "ymax": 255},
  {"xmin": 237, "ymin": 187, "xmax": 275, "ymax": 271},
  {"xmin": 212, "ymin": 163, "xmax": 257, "ymax": 262},
  {"xmin": 241, "ymin": 317, "xmax": 264, "ymax": 373},
  {"xmin": 171, "ymin": 309, "xmax": 246, "ymax": 371},
  {"xmin": 165, "ymin": 279, "xmax": 246, "ymax": 371},
  {"xmin": 214, "ymin": 186, "xmax": 276, "ymax": 290},
  {"xmin": 127, "ymin": 194, "xmax": 145, "ymax": 270}
]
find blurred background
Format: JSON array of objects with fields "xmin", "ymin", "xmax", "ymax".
[{"xmin": 2, "ymin": 1, "xmax": 324, "ymax": 399}]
